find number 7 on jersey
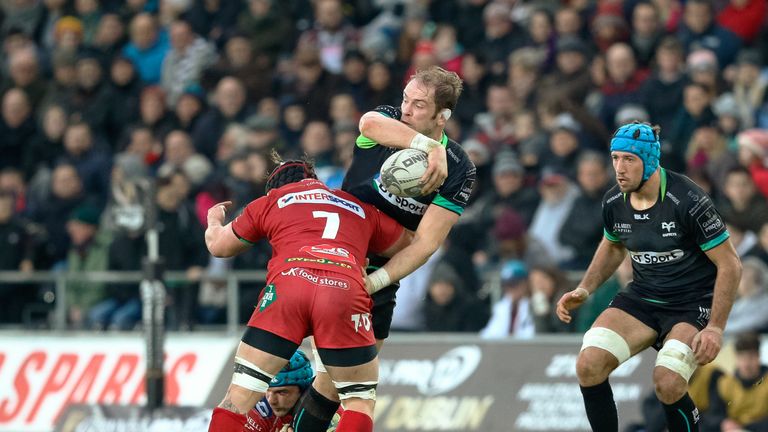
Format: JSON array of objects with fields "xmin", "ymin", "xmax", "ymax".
[{"xmin": 312, "ymin": 211, "xmax": 340, "ymax": 239}]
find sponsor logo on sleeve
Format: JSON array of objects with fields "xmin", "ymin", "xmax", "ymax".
[
  {"xmin": 629, "ymin": 249, "xmax": 684, "ymax": 264},
  {"xmin": 373, "ymin": 175, "xmax": 429, "ymax": 215},
  {"xmin": 277, "ymin": 189, "xmax": 365, "ymax": 218},
  {"xmin": 280, "ymin": 267, "xmax": 350, "ymax": 289},
  {"xmin": 613, "ymin": 223, "xmax": 632, "ymax": 234},
  {"xmin": 258, "ymin": 284, "xmax": 277, "ymax": 311},
  {"xmin": 453, "ymin": 177, "xmax": 475, "ymax": 206},
  {"xmin": 696, "ymin": 207, "xmax": 723, "ymax": 238},
  {"xmin": 606, "ymin": 192, "xmax": 622, "ymax": 204},
  {"xmin": 299, "ymin": 244, "xmax": 357, "ymax": 264}
]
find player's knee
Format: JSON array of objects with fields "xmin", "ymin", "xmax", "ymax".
[
  {"xmin": 654, "ymin": 339, "xmax": 696, "ymax": 402},
  {"xmin": 577, "ymin": 327, "xmax": 629, "ymax": 383}
]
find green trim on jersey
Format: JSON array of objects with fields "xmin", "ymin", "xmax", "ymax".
[
  {"xmin": 659, "ymin": 168, "xmax": 667, "ymax": 201},
  {"xmin": 355, "ymin": 115, "xmax": 450, "ymax": 149},
  {"xmin": 700, "ymin": 231, "xmax": 730, "ymax": 251},
  {"xmin": 432, "ymin": 194, "xmax": 463, "ymax": 215},
  {"xmin": 233, "ymin": 227, "xmax": 256, "ymax": 245},
  {"xmin": 604, "ymin": 228, "xmax": 621, "ymax": 243},
  {"xmin": 641, "ymin": 297, "xmax": 669, "ymax": 304}
]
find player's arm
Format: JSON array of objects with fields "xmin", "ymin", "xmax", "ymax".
[
  {"xmin": 358, "ymin": 111, "xmax": 447, "ymax": 194},
  {"xmin": 556, "ymin": 237, "xmax": 627, "ymax": 323},
  {"xmin": 205, "ymin": 201, "xmax": 250, "ymax": 258},
  {"xmin": 367, "ymin": 204, "xmax": 458, "ymax": 294},
  {"xmin": 378, "ymin": 229, "xmax": 414, "ymax": 258}
]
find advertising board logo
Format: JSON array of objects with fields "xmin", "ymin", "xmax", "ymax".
[{"xmin": 379, "ymin": 346, "xmax": 482, "ymax": 395}]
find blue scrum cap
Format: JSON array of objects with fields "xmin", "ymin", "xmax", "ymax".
[
  {"xmin": 270, "ymin": 350, "xmax": 313, "ymax": 390},
  {"xmin": 610, "ymin": 123, "xmax": 660, "ymax": 180}
]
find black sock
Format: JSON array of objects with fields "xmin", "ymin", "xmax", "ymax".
[
  {"xmin": 580, "ymin": 379, "xmax": 618, "ymax": 432},
  {"xmin": 292, "ymin": 386, "xmax": 341, "ymax": 432},
  {"xmin": 662, "ymin": 393, "xmax": 699, "ymax": 432}
]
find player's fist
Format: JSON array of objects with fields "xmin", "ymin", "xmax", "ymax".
[
  {"xmin": 421, "ymin": 145, "xmax": 448, "ymax": 194},
  {"xmin": 692, "ymin": 326, "xmax": 722, "ymax": 365},
  {"xmin": 207, "ymin": 201, "xmax": 233, "ymax": 227},
  {"xmin": 556, "ymin": 287, "xmax": 589, "ymax": 323}
]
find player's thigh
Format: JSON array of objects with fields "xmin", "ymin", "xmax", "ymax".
[
  {"xmin": 664, "ymin": 322, "xmax": 699, "ymax": 346},
  {"xmin": 592, "ymin": 307, "xmax": 657, "ymax": 355}
]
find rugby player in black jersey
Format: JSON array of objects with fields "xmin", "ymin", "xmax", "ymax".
[
  {"xmin": 556, "ymin": 122, "xmax": 741, "ymax": 432},
  {"xmin": 289, "ymin": 66, "xmax": 476, "ymax": 431}
]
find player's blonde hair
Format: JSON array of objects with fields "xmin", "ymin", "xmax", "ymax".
[{"xmin": 409, "ymin": 66, "xmax": 463, "ymax": 114}]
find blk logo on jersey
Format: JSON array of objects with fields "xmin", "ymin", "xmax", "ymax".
[
  {"xmin": 629, "ymin": 249, "xmax": 685, "ymax": 264},
  {"xmin": 277, "ymin": 189, "xmax": 366, "ymax": 218},
  {"xmin": 351, "ymin": 313, "xmax": 372, "ymax": 333},
  {"xmin": 634, "ymin": 213, "xmax": 650, "ymax": 220},
  {"xmin": 300, "ymin": 244, "xmax": 357, "ymax": 264}
]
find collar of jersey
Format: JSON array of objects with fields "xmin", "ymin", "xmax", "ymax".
[
  {"xmin": 623, "ymin": 167, "xmax": 666, "ymax": 202},
  {"xmin": 439, "ymin": 132, "xmax": 448, "ymax": 147}
]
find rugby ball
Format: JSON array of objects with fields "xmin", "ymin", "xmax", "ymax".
[{"xmin": 379, "ymin": 149, "xmax": 429, "ymax": 197}]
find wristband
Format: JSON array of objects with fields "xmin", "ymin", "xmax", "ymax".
[
  {"xmin": 574, "ymin": 287, "xmax": 590, "ymax": 298},
  {"xmin": 409, "ymin": 133, "xmax": 440, "ymax": 153},
  {"xmin": 703, "ymin": 326, "xmax": 723, "ymax": 336},
  {"xmin": 367, "ymin": 268, "xmax": 391, "ymax": 294}
]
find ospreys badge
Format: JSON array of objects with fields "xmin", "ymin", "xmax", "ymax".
[{"xmin": 259, "ymin": 284, "xmax": 277, "ymax": 312}]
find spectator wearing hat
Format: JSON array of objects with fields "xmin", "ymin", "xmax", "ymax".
[
  {"xmin": 614, "ymin": 103, "xmax": 650, "ymax": 129},
  {"xmin": 677, "ymin": 0, "xmax": 741, "ymax": 67},
  {"xmin": 640, "ymin": 37, "xmax": 687, "ymax": 135},
  {"xmin": 712, "ymin": 93, "xmax": 742, "ymax": 148},
  {"xmin": 463, "ymin": 152, "xmax": 540, "ymax": 237},
  {"xmin": 560, "ymin": 152, "xmax": 611, "ymax": 270},
  {"xmin": 160, "ymin": 19, "xmax": 217, "ymax": 107},
  {"xmin": 529, "ymin": 266, "xmax": 572, "ymax": 333},
  {"xmin": 731, "ymin": 50, "xmax": 766, "ymax": 130},
  {"xmin": 122, "ymin": 13, "xmax": 170, "ymax": 84},
  {"xmin": 65, "ymin": 203, "xmax": 110, "ymax": 328},
  {"xmin": 423, "ymin": 262, "xmax": 489, "ymax": 333},
  {"xmin": 487, "ymin": 207, "xmax": 555, "ymax": 271},
  {"xmin": 703, "ymin": 332, "xmax": 768, "ymax": 432},
  {"xmin": 736, "ymin": 129, "xmax": 768, "ymax": 196},
  {"xmin": 60, "ymin": 122, "xmax": 111, "ymax": 204},
  {"xmin": 53, "ymin": 16, "xmax": 85, "ymax": 56},
  {"xmin": 630, "ymin": 2, "xmax": 664, "ymax": 68},
  {"xmin": 538, "ymin": 36, "xmax": 592, "ymax": 106},
  {"xmin": 686, "ymin": 49, "xmax": 727, "ymax": 98},
  {"xmin": 480, "ymin": 259, "xmax": 535, "ymax": 338}
]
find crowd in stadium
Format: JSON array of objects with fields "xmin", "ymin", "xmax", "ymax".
[{"xmin": 0, "ymin": 0, "xmax": 767, "ymax": 335}]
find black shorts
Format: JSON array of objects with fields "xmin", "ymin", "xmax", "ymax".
[
  {"xmin": 608, "ymin": 291, "xmax": 712, "ymax": 350},
  {"xmin": 370, "ymin": 284, "xmax": 398, "ymax": 340}
]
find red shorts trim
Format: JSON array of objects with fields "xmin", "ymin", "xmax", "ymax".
[{"xmin": 247, "ymin": 267, "xmax": 374, "ymax": 349}]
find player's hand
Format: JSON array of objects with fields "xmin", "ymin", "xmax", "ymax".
[
  {"xmin": 364, "ymin": 275, "xmax": 374, "ymax": 294},
  {"xmin": 692, "ymin": 326, "xmax": 722, "ymax": 365},
  {"xmin": 555, "ymin": 288, "xmax": 589, "ymax": 323},
  {"xmin": 207, "ymin": 201, "xmax": 232, "ymax": 227},
  {"xmin": 421, "ymin": 145, "xmax": 448, "ymax": 194}
]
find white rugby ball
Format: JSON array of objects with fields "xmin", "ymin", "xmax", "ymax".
[{"xmin": 379, "ymin": 148, "xmax": 429, "ymax": 197}]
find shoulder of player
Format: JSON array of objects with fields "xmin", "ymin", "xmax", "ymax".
[
  {"xmin": 446, "ymin": 139, "xmax": 476, "ymax": 176},
  {"xmin": 664, "ymin": 169, "xmax": 711, "ymax": 208},
  {"xmin": 602, "ymin": 185, "xmax": 622, "ymax": 207}
]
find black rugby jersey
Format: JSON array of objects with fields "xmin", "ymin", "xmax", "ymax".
[
  {"xmin": 341, "ymin": 105, "xmax": 476, "ymax": 232},
  {"xmin": 602, "ymin": 168, "xmax": 730, "ymax": 305}
]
